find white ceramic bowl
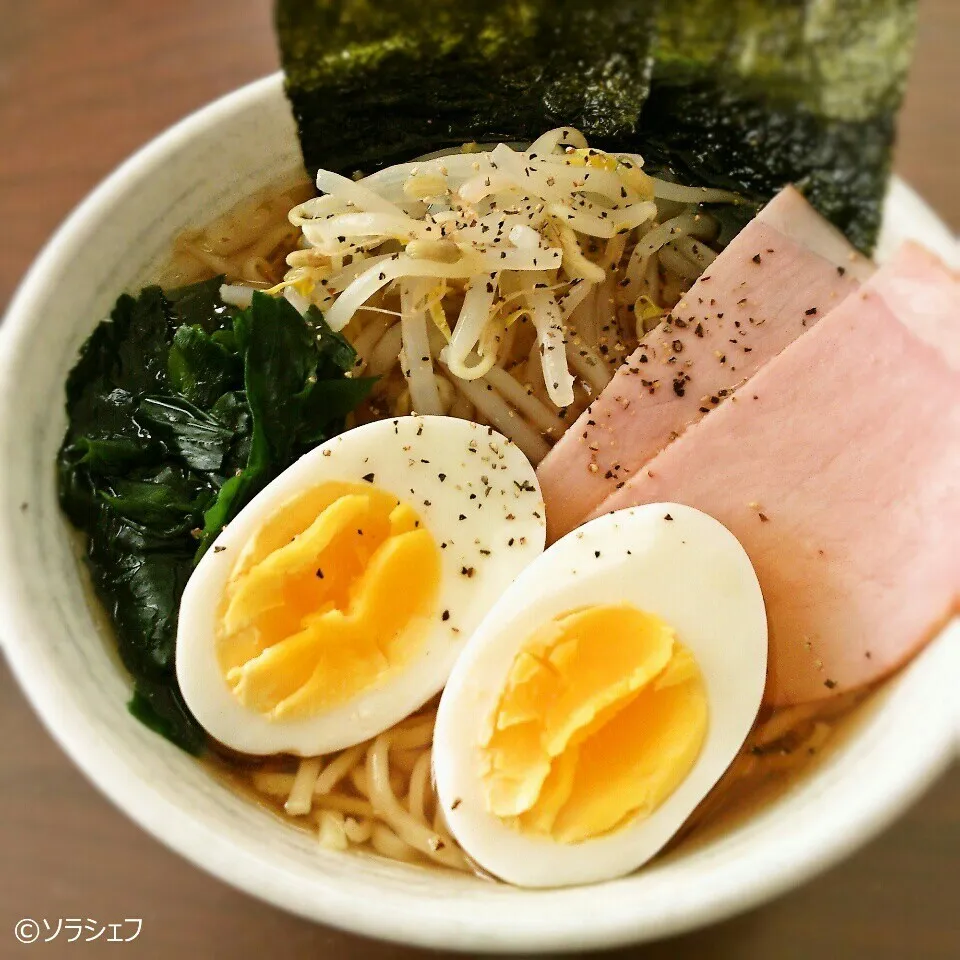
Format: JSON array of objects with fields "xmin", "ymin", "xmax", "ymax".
[{"xmin": 0, "ymin": 73, "xmax": 957, "ymax": 953}]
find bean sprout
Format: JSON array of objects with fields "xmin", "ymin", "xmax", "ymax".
[{"xmin": 276, "ymin": 129, "xmax": 731, "ymax": 444}]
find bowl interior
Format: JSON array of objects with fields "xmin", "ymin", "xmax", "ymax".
[{"xmin": 0, "ymin": 73, "xmax": 956, "ymax": 953}]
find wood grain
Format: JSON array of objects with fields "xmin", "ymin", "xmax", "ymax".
[{"xmin": 0, "ymin": 2, "xmax": 957, "ymax": 957}]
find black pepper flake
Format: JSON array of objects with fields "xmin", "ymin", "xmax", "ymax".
[
  {"xmin": 672, "ymin": 340, "xmax": 683, "ymax": 353},
  {"xmin": 442, "ymin": 610, "xmax": 450, "ymax": 621},
  {"xmin": 461, "ymin": 566, "xmax": 475, "ymax": 578},
  {"xmin": 594, "ymin": 550, "xmax": 601, "ymax": 558},
  {"xmin": 664, "ymin": 513, "xmax": 674, "ymax": 521},
  {"xmin": 316, "ymin": 569, "xmax": 324, "ymax": 579},
  {"xmin": 362, "ymin": 472, "xmax": 375, "ymax": 483},
  {"xmin": 213, "ymin": 545, "xmax": 227, "ymax": 554},
  {"xmin": 837, "ymin": 266, "xmax": 846, "ymax": 276},
  {"xmin": 865, "ymin": 651, "xmax": 872, "ymax": 659},
  {"xmin": 824, "ymin": 679, "xmax": 838, "ymax": 689},
  {"xmin": 458, "ymin": 513, "xmax": 466, "ymax": 521},
  {"xmin": 752, "ymin": 253, "xmax": 762, "ymax": 264},
  {"xmin": 694, "ymin": 323, "xmax": 704, "ymax": 338},
  {"xmin": 508, "ymin": 537, "xmax": 515, "ymax": 546},
  {"xmin": 451, "ymin": 798, "xmax": 462, "ymax": 810},
  {"xmin": 805, "ymin": 307, "xmax": 818, "ymax": 316},
  {"xmin": 758, "ymin": 512, "xmax": 770, "ymax": 522}
]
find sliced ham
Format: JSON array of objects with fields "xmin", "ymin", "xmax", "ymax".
[
  {"xmin": 587, "ymin": 243, "xmax": 960, "ymax": 706},
  {"xmin": 869, "ymin": 242, "xmax": 960, "ymax": 374},
  {"xmin": 538, "ymin": 186, "xmax": 865, "ymax": 541},
  {"xmin": 751, "ymin": 184, "xmax": 875, "ymax": 283}
]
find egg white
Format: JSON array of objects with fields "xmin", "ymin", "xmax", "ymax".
[
  {"xmin": 432, "ymin": 503, "xmax": 767, "ymax": 887},
  {"xmin": 176, "ymin": 415, "xmax": 545, "ymax": 756}
]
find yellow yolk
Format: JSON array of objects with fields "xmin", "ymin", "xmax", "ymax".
[
  {"xmin": 217, "ymin": 481, "xmax": 441, "ymax": 720},
  {"xmin": 480, "ymin": 604, "xmax": 708, "ymax": 844}
]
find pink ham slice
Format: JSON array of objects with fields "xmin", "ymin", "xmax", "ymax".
[
  {"xmin": 869, "ymin": 241, "xmax": 960, "ymax": 373},
  {"xmin": 587, "ymin": 243, "xmax": 960, "ymax": 706},
  {"xmin": 751, "ymin": 184, "xmax": 875, "ymax": 283},
  {"xmin": 537, "ymin": 186, "xmax": 866, "ymax": 542}
]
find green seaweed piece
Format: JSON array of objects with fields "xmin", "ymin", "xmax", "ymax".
[
  {"xmin": 276, "ymin": 0, "xmax": 657, "ymax": 175},
  {"xmin": 58, "ymin": 284, "xmax": 376, "ymax": 754},
  {"xmin": 641, "ymin": 0, "xmax": 918, "ymax": 252}
]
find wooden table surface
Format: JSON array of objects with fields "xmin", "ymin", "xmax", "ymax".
[{"xmin": 1, "ymin": 2, "xmax": 957, "ymax": 957}]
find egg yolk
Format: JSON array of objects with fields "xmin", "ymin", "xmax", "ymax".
[
  {"xmin": 480, "ymin": 604, "xmax": 708, "ymax": 843},
  {"xmin": 216, "ymin": 481, "xmax": 441, "ymax": 720}
]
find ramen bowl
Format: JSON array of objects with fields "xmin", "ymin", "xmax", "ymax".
[{"xmin": 0, "ymin": 74, "xmax": 956, "ymax": 952}]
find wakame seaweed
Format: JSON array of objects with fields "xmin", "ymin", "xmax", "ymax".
[
  {"xmin": 276, "ymin": 0, "xmax": 917, "ymax": 253},
  {"xmin": 58, "ymin": 280, "xmax": 376, "ymax": 752}
]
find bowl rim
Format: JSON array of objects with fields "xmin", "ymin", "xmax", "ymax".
[{"xmin": 0, "ymin": 71, "xmax": 957, "ymax": 953}]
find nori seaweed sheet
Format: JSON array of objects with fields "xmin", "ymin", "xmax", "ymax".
[
  {"xmin": 642, "ymin": 0, "xmax": 918, "ymax": 252},
  {"xmin": 276, "ymin": 0, "xmax": 918, "ymax": 253},
  {"xmin": 277, "ymin": 0, "xmax": 657, "ymax": 175}
]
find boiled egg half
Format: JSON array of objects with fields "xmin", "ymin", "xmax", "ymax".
[
  {"xmin": 176, "ymin": 415, "xmax": 545, "ymax": 756},
  {"xmin": 433, "ymin": 503, "xmax": 767, "ymax": 887}
]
